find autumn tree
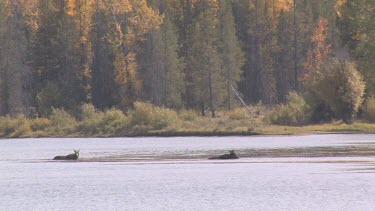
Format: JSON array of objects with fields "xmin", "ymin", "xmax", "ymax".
[
  {"xmin": 102, "ymin": 0, "xmax": 162, "ymax": 109},
  {"xmin": 337, "ymin": 0, "xmax": 375, "ymax": 96},
  {"xmin": 303, "ymin": 18, "xmax": 332, "ymax": 80}
]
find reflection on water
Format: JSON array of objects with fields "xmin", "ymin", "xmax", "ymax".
[{"xmin": 1, "ymin": 134, "xmax": 375, "ymax": 210}]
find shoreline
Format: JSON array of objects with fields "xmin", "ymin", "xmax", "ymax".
[{"xmin": 1, "ymin": 126, "xmax": 374, "ymax": 139}]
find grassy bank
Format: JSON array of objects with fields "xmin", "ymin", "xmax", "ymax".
[{"xmin": 0, "ymin": 102, "xmax": 374, "ymax": 138}]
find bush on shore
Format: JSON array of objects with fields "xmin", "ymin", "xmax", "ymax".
[
  {"xmin": 264, "ymin": 92, "xmax": 310, "ymax": 126},
  {"xmin": 364, "ymin": 97, "xmax": 375, "ymax": 122},
  {"xmin": 131, "ymin": 102, "xmax": 180, "ymax": 130},
  {"xmin": 79, "ymin": 104, "xmax": 130, "ymax": 135},
  {"xmin": 48, "ymin": 108, "xmax": 77, "ymax": 134}
]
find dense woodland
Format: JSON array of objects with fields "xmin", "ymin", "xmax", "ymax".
[{"xmin": 0, "ymin": 0, "xmax": 374, "ymax": 124}]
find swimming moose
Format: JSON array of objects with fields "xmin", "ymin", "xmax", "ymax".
[
  {"xmin": 209, "ymin": 150, "xmax": 239, "ymax": 160},
  {"xmin": 53, "ymin": 150, "xmax": 80, "ymax": 160}
]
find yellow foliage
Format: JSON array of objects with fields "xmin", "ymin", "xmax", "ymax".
[
  {"xmin": 66, "ymin": 0, "xmax": 76, "ymax": 16},
  {"xmin": 274, "ymin": 0, "xmax": 293, "ymax": 12}
]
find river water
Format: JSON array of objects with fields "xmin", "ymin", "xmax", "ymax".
[{"xmin": 1, "ymin": 134, "xmax": 375, "ymax": 211}]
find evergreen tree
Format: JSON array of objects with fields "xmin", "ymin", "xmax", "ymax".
[
  {"xmin": 274, "ymin": 10, "xmax": 294, "ymax": 103},
  {"xmin": 161, "ymin": 16, "xmax": 185, "ymax": 108},
  {"xmin": 138, "ymin": 1, "xmax": 184, "ymax": 108},
  {"xmin": 31, "ymin": 0, "xmax": 88, "ymax": 115},
  {"xmin": 219, "ymin": 0, "xmax": 244, "ymax": 110},
  {"xmin": 189, "ymin": 1, "xmax": 224, "ymax": 117},
  {"xmin": 0, "ymin": 0, "xmax": 34, "ymax": 116},
  {"xmin": 90, "ymin": 4, "xmax": 120, "ymax": 109}
]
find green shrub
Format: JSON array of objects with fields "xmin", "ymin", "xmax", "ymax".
[
  {"xmin": 305, "ymin": 60, "xmax": 365, "ymax": 123},
  {"xmin": 131, "ymin": 102, "xmax": 154, "ymax": 126},
  {"xmin": 49, "ymin": 108, "xmax": 77, "ymax": 134},
  {"xmin": 79, "ymin": 104, "xmax": 130, "ymax": 135},
  {"xmin": 265, "ymin": 92, "xmax": 310, "ymax": 126},
  {"xmin": 130, "ymin": 102, "xmax": 180, "ymax": 130},
  {"xmin": 0, "ymin": 115, "xmax": 32, "ymax": 137},
  {"xmin": 12, "ymin": 115, "xmax": 32, "ymax": 137},
  {"xmin": 364, "ymin": 97, "xmax": 375, "ymax": 122},
  {"xmin": 0, "ymin": 116, "xmax": 16, "ymax": 135},
  {"xmin": 30, "ymin": 118, "xmax": 51, "ymax": 131},
  {"xmin": 179, "ymin": 109, "xmax": 198, "ymax": 121},
  {"xmin": 152, "ymin": 107, "xmax": 180, "ymax": 130},
  {"xmin": 36, "ymin": 82, "xmax": 63, "ymax": 116},
  {"xmin": 79, "ymin": 104, "xmax": 104, "ymax": 134},
  {"xmin": 81, "ymin": 103, "xmax": 99, "ymax": 121},
  {"xmin": 99, "ymin": 108, "xmax": 129, "ymax": 134}
]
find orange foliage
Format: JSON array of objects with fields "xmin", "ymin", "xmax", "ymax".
[
  {"xmin": 2, "ymin": 0, "xmax": 39, "ymax": 30},
  {"xmin": 114, "ymin": 52, "xmax": 141, "ymax": 107},
  {"xmin": 274, "ymin": 0, "xmax": 293, "ymax": 12},
  {"xmin": 104, "ymin": 0, "xmax": 161, "ymax": 107},
  {"xmin": 303, "ymin": 18, "xmax": 332, "ymax": 81},
  {"xmin": 66, "ymin": 0, "xmax": 76, "ymax": 16}
]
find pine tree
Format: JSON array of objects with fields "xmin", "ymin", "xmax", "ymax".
[
  {"xmin": 189, "ymin": 1, "xmax": 224, "ymax": 117},
  {"xmin": 274, "ymin": 9, "xmax": 294, "ymax": 102},
  {"xmin": 0, "ymin": 0, "xmax": 34, "ymax": 116},
  {"xmin": 218, "ymin": 0, "xmax": 244, "ymax": 110},
  {"xmin": 161, "ymin": 16, "xmax": 185, "ymax": 108},
  {"xmin": 90, "ymin": 3, "xmax": 119, "ymax": 109},
  {"xmin": 31, "ymin": 0, "xmax": 88, "ymax": 115}
]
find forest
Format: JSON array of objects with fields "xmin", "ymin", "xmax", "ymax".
[{"xmin": 0, "ymin": 0, "xmax": 374, "ymax": 137}]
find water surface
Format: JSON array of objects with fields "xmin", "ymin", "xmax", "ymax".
[{"xmin": 1, "ymin": 134, "xmax": 375, "ymax": 210}]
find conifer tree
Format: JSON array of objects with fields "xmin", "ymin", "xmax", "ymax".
[
  {"xmin": 0, "ymin": 0, "xmax": 34, "ymax": 116},
  {"xmin": 161, "ymin": 16, "xmax": 185, "ymax": 108},
  {"xmin": 31, "ymin": 0, "xmax": 88, "ymax": 115},
  {"xmin": 274, "ymin": 9, "xmax": 294, "ymax": 102},
  {"xmin": 90, "ymin": 3, "xmax": 120, "ymax": 109},
  {"xmin": 218, "ymin": 0, "xmax": 244, "ymax": 110},
  {"xmin": 189, "ymin": 1, "xmax": 224, "ymax": 117}
]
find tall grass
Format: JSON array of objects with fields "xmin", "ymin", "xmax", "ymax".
[
  {"xmin": 178, "ymin": 109, "xmax": 198, "ymax": 121},
  {"xmin": 227, "ymin": 107, "xmax": 249, "ymax": 120}
]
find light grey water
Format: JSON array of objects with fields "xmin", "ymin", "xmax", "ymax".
[{"xmin": 1, "ymin": 134, "xmax": 375, "ymax": 211}]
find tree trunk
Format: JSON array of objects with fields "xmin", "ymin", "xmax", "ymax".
[
  {"xmin": 208, "ymin": 68, "xmax": 216, "ymax": 118},
  {"xmin": 293, "ymin": 0, "xmax": 299, "ymax": 92},
  {"xmin": 227, "ymin": 62, "xmax": 232, "ymax": 110},
  {"xmin": 201, "ymin": 102, "xmax": 205, "ymax": 116}
]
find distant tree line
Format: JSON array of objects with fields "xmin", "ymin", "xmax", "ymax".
[{"xmin": 0, "ymin": 0, "xmax": 373, "ymax": 122}]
